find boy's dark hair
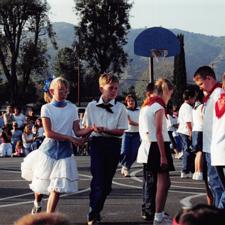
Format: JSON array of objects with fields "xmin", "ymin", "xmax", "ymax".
[
  {"xmin": 146, "ymin": 82, "xmax": 154, "ymax": 93},
  {"xmin": 195, "ymin": 90, "xmax": 204, "ymax": 103},
  {"xmin": 193, "ymin": 66, "xmax": 216, "ymax": 80},
  {"xmin": 179, "ymin": 204, "xmax": 225, "ymax": 225},
  {"xmin": 14, "ymin": 212, "xmax": 71, "ymax": 225},
  {"xmin": 183, "ymin": 88, "xmax": 196, "ymax": 101}
]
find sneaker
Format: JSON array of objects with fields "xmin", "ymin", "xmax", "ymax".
[
  {"xmin": 87, "ymin": 214, "xmax": 101, "ymax": 225},
  {"xmin": 194, "ymin": 172, "xmax": 203, "ymax": 181},
  {"xmin": 188, "ymin": 172, "xmax": 193, "ymax": 178},
  {"xmin": 123, "ymin": 168, "xmax": 130, "ymax": 177},
  {"xmin": 121, "ymin": 166, "xmax": 127, "ymax": 175},
  {"xmin": 181, "ymin": 172, "xmax": 188, "ymax": 178},
  {"xmin": 192, "ymin": 172, "xmax": 197, "ymax": 180},
  {"xmin": 142, "ymin": 211, "xmax": 154, "ymax": 221},
  {"xmin": 153, "ymin": 214, "xmax": 172, "ymax": 225},
  {"xmin": 31, "ymin": 205, "xmax": 42, "ymax": 214},
  {"xmin": 177, "ymin": 152, "xmax": 183, "ymax": 159},
  {"xmin": 180, "ymin": 172, "xmax": 192, "ymax": 179},
  {"xmin": 121, "ymin": 167, "xmax": 124, "ymax": 175}
]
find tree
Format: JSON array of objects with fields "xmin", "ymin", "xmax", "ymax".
[
  {"xmin": 74, "ymin": 0, "xmax": 132, "ymax": 97},
  {"xmin": 55, "ymin": 47, "xmax": 79, "ymax": 103},
  {"xmin": 173, "ymin": 34, "xmax": 187, "ymax": 106},
  {"xmin": 0, "ymin": 0, "xmax": 57, "ymax": 104}
]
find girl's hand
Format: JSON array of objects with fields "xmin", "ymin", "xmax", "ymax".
[
  {"xmin": 69, "ymin": 137, "xmax": 85, "ymax": 146},
  {"xmin": 160, "ymin": 156, "xmax": 168, "ymax": 171}
]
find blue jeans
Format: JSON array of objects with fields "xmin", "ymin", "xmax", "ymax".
[
  {"xmin": 24, "ymin": 147, "xmax": 32, "ymax": 156},
  {"xmin": 205, "ymin": 153, "xmax": 223, "ymax": 207},
  {"xmin": 215, "ymin": 166, "xmax": 225, "ymax": 208},
  {"xmin": 178, "ymin": 133, "xmax": 195, "ymax": 173},
  {"xmin": 89, "ymin": 137, "xmax": 121, "ymax": 217},
  {"xmin": 120, "ymin": 132, "xmax": 140, "ymax": 170}
]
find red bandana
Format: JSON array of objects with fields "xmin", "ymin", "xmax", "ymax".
[
  {"xmin": 215, "ymin": 92, "xmax": 225, "ymax": 118},
  {"xmin": 203, "ymin": 83, "xmax": 222, "ymax": 103},
  {"xmin": 142, "ymin": 96, "xmax": 166, "ymax": 109}
]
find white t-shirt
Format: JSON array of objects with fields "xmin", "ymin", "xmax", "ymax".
[
  {"xmin": 203, "ymin": 87, "xmax": 223, "ymax": 153},
  {"xmin": 177, "ymin": 102, "xmax": 193, "ymax": 136},
  {"xmin": 41, "ymin": 102, "xmax": 79, "ymax": 136},
  {"xmin": 22, "ymin": 133, "xmax": 33, "ymax": 148},
  {"xmin": 211, "ymin": 91, "xmax": 225, "ymax": 165},
  {"xmin": 137, "ymin": 103, "xmax": 169, "ymax": 163},
  {"xmin": 82, "ymin": 97, "xmax": 128, "ymax": 138},
  {"xmin": 126, "ymin": 108, "xmax": 140, "ymax": 132},
  {"xmin": 192, "ymin": 103, "xmax": 203, "ymax": 132},
  {"xmin": 0, "ymin": 143, "xmax": 12, "ymax": 157},
  {"xmin": 14, "ymin": 113, "xmax": 26, "ymax": 128},
  {"xmin": 166, "ymin": 114, "xmax": 178, "ymax": 132},
  {"xmin": 139, "ymin": 103, "xmax": 170, "ymax": 142}
]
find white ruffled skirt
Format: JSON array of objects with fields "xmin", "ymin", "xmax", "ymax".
[{"xmin": 21, "ymin": 150, "xmax": 79, "ymax": 195}]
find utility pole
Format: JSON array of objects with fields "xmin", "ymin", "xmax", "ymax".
[
  {"xmin": 77, "ymin": 51, "xmax": 80, "ymax": 106},
  {"xmin": 74, "ymin": 41, "xmax": 80, "ymax": 106}
]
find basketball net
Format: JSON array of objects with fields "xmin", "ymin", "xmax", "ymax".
[{"xmin": 151, "ymin": 49, "xmax": 168, "ymax": 63}]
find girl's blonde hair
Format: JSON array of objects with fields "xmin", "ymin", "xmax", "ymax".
[
  {"xmin": 44, "ymin": 92, "xmax": 52, "ymax": 103},
  {"xmin": 50, "ymin": 77, "xmax": 70, "ymax": 90},
  {"xmin": 154, "ymin": 78, "xmax": 174, "ymax": 97},
  {"xmin": 16, "ymin": 140, "xmax": 23, "ymax": 148}
]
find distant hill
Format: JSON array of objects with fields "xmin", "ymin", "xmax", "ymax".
[{"xmin": 51, "ymin": 22, "xmax": 225, "ymax": 84}]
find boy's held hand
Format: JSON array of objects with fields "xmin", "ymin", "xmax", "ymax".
[{"xmin": 93, "ymin": 124, "xmax": 104, "ymax": 133}]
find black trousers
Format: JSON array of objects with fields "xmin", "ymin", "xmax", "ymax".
[
  {"xmin": 89, "ymin": 137, "xmax": 121, "ymax": 217},
  {"xmin": 142, "ymin": 164, "xmax": 157, "ymax": 216}
]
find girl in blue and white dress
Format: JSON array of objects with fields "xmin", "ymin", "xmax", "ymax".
[{"xmin": 21, "ymin": 77, "xmax": 93, "ymax": 213}]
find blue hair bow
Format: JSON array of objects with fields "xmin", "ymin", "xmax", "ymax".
[{"xmin": 43, "ymin": 78, "xmax": 53, "ymax": 93}]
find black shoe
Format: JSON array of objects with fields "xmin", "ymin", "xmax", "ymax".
[
  {"xmin": 142, "ymin": 211, "xmax": 154, "ymax": 221},
  {"xmin": 87, "ymin": 213, "xmax": 101, "ymax": 225}
]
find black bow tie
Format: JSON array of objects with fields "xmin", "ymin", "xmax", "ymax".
[{"xmin": 96, "ymin": 103, "xmax": 113, "ymax": 113}]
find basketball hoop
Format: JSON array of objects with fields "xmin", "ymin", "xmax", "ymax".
[{"xmin": 151, "ymin": 49, "xmax": 168, "ymax": 62}]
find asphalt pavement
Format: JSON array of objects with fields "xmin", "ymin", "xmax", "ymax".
[{"xmin": 0, "ymin": 156, "xmax": 207, "ymax": 225}]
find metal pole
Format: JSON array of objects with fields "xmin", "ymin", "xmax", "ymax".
[
  {"xmin": 149, "ymin": 57, "xmax": 154, "ymax": 83},
  {"xmin": 74, "ymin": 40, "xmax": 80, "ymax": 107},
  {"xmin": 77, "ymin": 56, "xmax": 80, "ymax": 106}
]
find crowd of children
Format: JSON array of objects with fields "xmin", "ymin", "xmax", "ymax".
[
  {"xmin": 0, "ymin": 106, "xmax": 45, "ymax": 157},
  {"xmin": 2, "ymin": 66, "xmax": 225, "ymax": 225}
]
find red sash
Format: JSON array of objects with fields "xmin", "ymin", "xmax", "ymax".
[
  {"xmin": 142, "ymin": 96, "xmax": 166, "ymax": 109},
  {"xmin": 215, "ymin": 93, "xmax": 225, "ymax": 118},
  {"xmin": 203, "ymin": 83, "xmax": 222, "ymax": 103}
]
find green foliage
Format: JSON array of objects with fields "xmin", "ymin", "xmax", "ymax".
[
  {"xmin": 55, "ymin": 47, "xmax": 76, "ymax": 82},
  {"xmin": 0, "ymin": 80, "xmax": 38, "ymax": 105},
  {"xmin": 0, "ymin": 0, "xmax": 57, "ymax": 105},
  {"xmin": 55, "ymin": 47, "xmax": 78, "ymax": 103},
  {"xmin": 74, "ymin": 0, "xmax": 132, "ymax": 98},
  {"xmin": 18, "ymin": 40, "xmax": 49, "ymax": 79},
  {"xmin": 172, "ymin": 34, "xmax": 187, "ymax": 106}
]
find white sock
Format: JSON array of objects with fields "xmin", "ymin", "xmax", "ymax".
[
  {"xmin": 154, "ymin": 212, "xmax": 164, "ymax": 222},
  {"xmin": 34, "ymin": 200, "xmax": 41, "ymax": 207}
]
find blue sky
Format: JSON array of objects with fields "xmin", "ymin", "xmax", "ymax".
[{"xmin": 47, "ymin": 0, "xmax": 225, "ymax": 36}]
